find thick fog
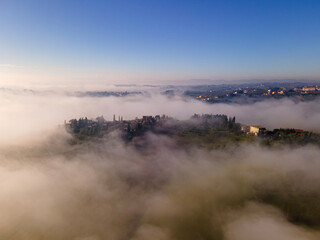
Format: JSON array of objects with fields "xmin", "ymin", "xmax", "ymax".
[
  {"xmin": 1, "ymin": 88, "xmax": 320, "ymax": 144},
  {"xmin": 0, "ymin": 88, "xmax": 320, "ymax": 239},
  {"xmin": 0, "ymin": 131, "xmax": 320, "ymax": 240}
]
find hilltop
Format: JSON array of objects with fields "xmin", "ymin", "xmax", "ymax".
[{"xmin": 65, "ymin": 114, "xmax": 320, "ymax": 149}]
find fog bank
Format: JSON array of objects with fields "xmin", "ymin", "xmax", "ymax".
[
  {"xmin": 1, "ymin": 86, "xmax": 320, "ymax": 239},
  {"xmin": 1, "ymin": 89, "xmax": 320, "ymax": 144},
  {"xmin": 0, "ymin": 132, "xmax": 319, "ymax": 239}
]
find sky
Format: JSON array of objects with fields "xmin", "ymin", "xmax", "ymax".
[{"xmin": 0, "ymin": 0, "xmax": 320, "ymax": 86}]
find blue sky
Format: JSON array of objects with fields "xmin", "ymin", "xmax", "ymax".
[{"xmin": 0, "ymin": 0, "xmax": 320, "ymax": 85}]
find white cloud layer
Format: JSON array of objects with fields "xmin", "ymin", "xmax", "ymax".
[
  {"xmin": 1, "ymin": 89, "xmax": 320, "ymax": 145},
  {"xmin": 0, "ymin": 87, "xmax": 320, "ymax": 239}
]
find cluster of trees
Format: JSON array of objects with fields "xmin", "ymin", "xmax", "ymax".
[
  {"xmin": 191, "ymin": 114, "xmax": 240, "ymax": 132},
  {"xmin": 262, "ymin": 128, "xmax": 320, "ymax": 146},
  {"xmin": 67, "ymin": 116, "xmax": 106, "ymax": 138},
  {"xmin": 65, "ymin": 114, "xmax": 320, "ymax": 148}
]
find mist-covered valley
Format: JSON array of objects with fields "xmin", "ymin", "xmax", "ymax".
[
  {"xmin": 1, "ymin": 87, "xmax": 320, "ymax": 145},
  {"xmin": 1, "ymin": 88, "xmax": 320, "ymax": 240},
  {"xmin": 2, "ymin": 0, "xmax": 320, "ymax": 238}
]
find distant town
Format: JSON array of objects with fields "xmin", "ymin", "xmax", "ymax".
[
  {"xmin": 2, "ymin": 82, "xmax": 320, "ymax": 105},
  {"xmin": 182, "ymin": 83, "xmax": 320, "ymax": 103},
  {"xmin": 74, "ymin": 82, "xmax": 320, "ymax": 104}
]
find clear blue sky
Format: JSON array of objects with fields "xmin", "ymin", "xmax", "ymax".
[{"xmin": 0, "ymin": 0, "xmax": 320, "ymax": 85}]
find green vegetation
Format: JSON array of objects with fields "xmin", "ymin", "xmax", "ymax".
[
  {"xmin": 67, "ymin": 116, "xmax": 107, "ymax": 140},
  {"xmin": 261, "ymin": 128, "xmax": 320, "ymax": 146},
  {"xmin": 65, "ymin": 114, "xmax": 320, "ymax": 148}
]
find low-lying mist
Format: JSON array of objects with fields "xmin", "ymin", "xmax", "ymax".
[
  {"xmin": 1, "ymin": 88, "xmax": 320, "ymax": 145},
  {"xmin": 1, "ymin": 87, "xmax": 320, "ymax": 239},
  {"xmin": 0, "ymin": 130, "xmax": 320, "ymax": 240}
]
